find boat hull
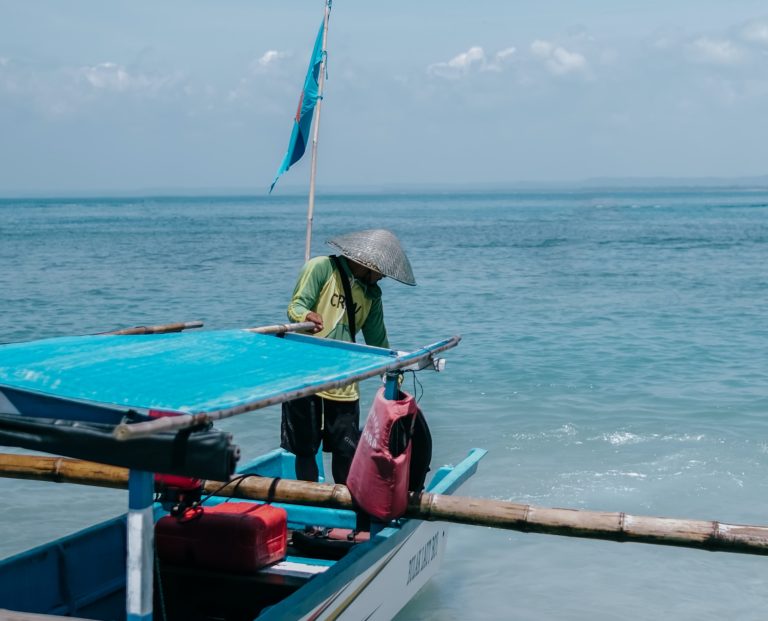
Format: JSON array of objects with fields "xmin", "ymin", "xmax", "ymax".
[
  {"xmin": 294, "ymin": 519, "xmax": 448, "ymax": 621},
  {"xmin": 261, "ymin": 449, "xmax": 485, "ymax": 621},
  {"xmin": 0, "ymin": 448, "xmax": 485, "ymax": 621}
]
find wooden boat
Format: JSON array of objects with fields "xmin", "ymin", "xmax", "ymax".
[
  {"xmin": 0, "ymin": 325, "xmax": 485, "ymax": 621},
  {"xmin": 0, "ymin": 447, "xmax": 484, "ymax": 621}
]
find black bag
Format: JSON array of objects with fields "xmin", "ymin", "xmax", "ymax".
[
  {"xmin": 0, "ymin": 413, "xmax": 239, "ymax": 480},
  {"xmin": 387, "ymin": 403, "xmax": 432, "ymax": 493},
  {"xmin": 408, "ymin": 409, "xmax": 432, "ymax": 493}
]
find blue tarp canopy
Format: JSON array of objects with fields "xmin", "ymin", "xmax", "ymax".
[
  {"xmin": 0, "ymin": 328, "xmax": 456, "ymax": 480},
  {"xmin": 0, "ymin": 329, "xmax": 409, "ymax": 414}
]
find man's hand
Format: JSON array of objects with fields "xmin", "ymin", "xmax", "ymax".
[{"xmin": 306, "ymin": 312, "xmax": 324, "ymax": 333}]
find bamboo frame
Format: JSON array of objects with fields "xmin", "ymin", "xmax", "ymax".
[
  {"xmin": 245, "ymin": 321, "xmax": 316, "ymax": 335},
  {"xmin": 104, "ymin": 321, "xmax": 204, "ymax": 335},
  {"xmin": 106, "ymin": 320, "xmax": 312, "ymax": 337},
  {"xmin": 3, "ymin": 454, "xmax": 768, "ymax": 556}
]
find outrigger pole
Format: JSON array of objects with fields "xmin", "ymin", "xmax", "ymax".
[
  {"xmin": 305, "ymin": 0, "xmax": 332, "ymax": 262},
  {"xmin": 6, "ymin": 454, "xmax": 768, "ymax": 557}
]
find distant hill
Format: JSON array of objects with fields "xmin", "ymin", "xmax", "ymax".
[{"xmin": 574, "ymin": 175, "xmax": 768, "ymax": 189}]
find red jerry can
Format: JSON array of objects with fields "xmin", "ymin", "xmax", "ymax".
[{"xmin": 155, "ymin": 502, "xmax": 287, "ymax": 573}]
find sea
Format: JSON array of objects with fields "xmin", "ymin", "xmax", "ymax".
[{"xmin": 1, "ymin": 187, "xmax": 767, "ymax": 620}]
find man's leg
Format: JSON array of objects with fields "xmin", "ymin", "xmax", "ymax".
[
  {"xmin": 295, "ymin": 454, "xmax": 319, "ymax": 482},
  {"xmin": 281, "ymin": 396, "xmax": 322, "ymax": 481},
  {"xmin": 322, "ymin": 398, "xmax": 360, "ymax": 485},
  {"xmin": 331, "ymin": 452, "xmax": 353, "ymax": 485}
]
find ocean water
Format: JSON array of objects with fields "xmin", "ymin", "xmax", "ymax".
[{"xmin": 1, "ymin": 187, "xmax": 767, "ymax": 619}]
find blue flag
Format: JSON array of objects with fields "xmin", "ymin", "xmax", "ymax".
[{"xmin": 270, "ymin": 21, "xmax": 325, "ymax": 193}]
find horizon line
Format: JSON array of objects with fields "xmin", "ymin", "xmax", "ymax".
[{"xmin": 2, "ymin": 175, "xmax": 768, "ymax": 200}]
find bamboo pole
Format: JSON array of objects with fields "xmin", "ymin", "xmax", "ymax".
[
  {"xmin": 245, "ymin": 321, "xmax": 316, "ymax": 335},
  {"xmin": 3, "ymin": 454, "xmax": 768, "ymax": 556},
  {"xmin": 104, "ymin": 321, "xmax": 204, "ymax": 335},
  {"xmin": 106, "ymin": 320, "xmax": 312, "ymax": 337},
  {"xmin": 304, "ymin": 0, "xmax": 332, "ymax": 262},
  {"xmin": 0, "ymin": 455, "xmax": 129, "ymax": 489}
]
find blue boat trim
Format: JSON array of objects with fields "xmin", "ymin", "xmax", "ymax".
[
  {"xmin": 0, "ymin": 386, "xmax": 127, "ymax": 424},
  {"xmin": 0, "ymin": 517, "xmax": 128, "ymax": 617}
]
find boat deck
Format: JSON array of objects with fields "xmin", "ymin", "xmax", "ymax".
[
  {"xmin": 159, "ymin": 533, "xmax": 345, "ymax": 588},
  {"xmin": 157, "ymin": 546, "xmax": 340, "ymax": 620}
]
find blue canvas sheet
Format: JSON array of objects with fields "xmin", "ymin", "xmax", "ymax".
[{"xmin": 0, "ymin": 330, "xmax": 398, "ymax": 414}]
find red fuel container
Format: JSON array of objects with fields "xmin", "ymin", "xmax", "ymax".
[{"xmin": 155, "ymin": 502, "xmax": 287, "ymax": 573}]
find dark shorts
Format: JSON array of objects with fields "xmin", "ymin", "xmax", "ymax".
[{"xmin": 281, "ymin": 395, "xmax": 360, "ymax": 458}]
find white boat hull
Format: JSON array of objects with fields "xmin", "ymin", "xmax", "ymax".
[{"xmin": 299, "ymin": 520, "xmax": 448, "ymax": 620}]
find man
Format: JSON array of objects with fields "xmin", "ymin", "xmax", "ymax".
[{"xmin": 281, "ymin": 228, "xmax": 416, "ymax": 484}]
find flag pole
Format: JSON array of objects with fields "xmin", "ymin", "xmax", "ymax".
[{"xmin": 304, "ymin": 0, "xmax": 331, "ymax": 262}]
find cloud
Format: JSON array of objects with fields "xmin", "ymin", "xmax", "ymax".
[
  {"xmin": 426, "ymin": 40, "xmax": 592, "ymax": 81},
  {"xmin": 427, "ymin": 45, "xmax": 518, "ymax": 78},
  {"xmin": 225, "ymin": 49, "xmax": 292, "ymax": 103},
  {"xmin": 486, "ymin": 47, "xmax": 516, "ymax": 72},
  {"xmin": 82, "ymin": 62, "xmax": 132, "ymax": 90},
  {"xmin": 495, "ymin": 47, "xmax": 517, "ymax": 62},
  {"xmin": 427, "ymin": 46, "xmax": 486, "ymax": 78},
  {"xmin": 742, "ymin": 20, "xmax": 768, "ymax": 45},
  {"xmin": 688, "ymin": 37, "xmax": 744, "ymax": 65},
  {"xmin": 79, "ymin": 62, "xmax": 174, "ymax": 94},
  {"xmin": 0, "ymin": 57, "xmax": 186, "ymax": 120},
  {"xmin": 530, "ymin": 40, "xmax": 587, "ymax": 75},
  {"xmin": 255, "ymin": 50, "xmax": 290, "ymax": 69}
]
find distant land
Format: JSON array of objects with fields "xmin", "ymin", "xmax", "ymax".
[
  {"xmin": 2, "ymin": 175, "xmax": 768, "ymax": 200},
  {"xmin": 563, "ymin": 175, "xmax": 768, "ymax": 190}
]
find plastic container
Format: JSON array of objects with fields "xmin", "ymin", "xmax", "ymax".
[{"xmin": 155, "ymin": 502, "xmax": 287, "ymax": 573}]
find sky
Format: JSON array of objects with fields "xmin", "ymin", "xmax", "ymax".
[{"xmin": 1, "ymin": 1, "xmax": 767, "ymax": 195}]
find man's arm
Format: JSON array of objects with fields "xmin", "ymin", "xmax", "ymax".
[
  {"xmin": 361, "ymin": 295, "xmax": 389, "ymax": 349},
  {"xmin": 287, "ymin": 257, "xmax": 333, "ymax": 332}
]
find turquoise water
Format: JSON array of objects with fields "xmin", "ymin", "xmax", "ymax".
[{"xmin": 1, "ymin": 188, "xmax": 768, "ymax": 619}]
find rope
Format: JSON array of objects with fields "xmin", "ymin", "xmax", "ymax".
[{"xmin": 154, "ymin": 548, "xmax": 168, "ymax": 621}]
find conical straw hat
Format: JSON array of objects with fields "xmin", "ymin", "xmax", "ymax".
[{"xmin": 327, "ymin": 229, "xmax": 416, "ymax": 286}]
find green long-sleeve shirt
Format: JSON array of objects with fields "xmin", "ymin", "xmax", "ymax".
[{"xmin": 287, "ymin": 255, "xmax": 389, "ymax": 401}]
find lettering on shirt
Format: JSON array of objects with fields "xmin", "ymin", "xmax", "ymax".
[{"xmin": 330, "ymin": 292, "xmax": 361, "ymax": 317}]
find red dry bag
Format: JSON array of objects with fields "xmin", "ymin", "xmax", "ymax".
[{"xmin": 347, "ymin": 387, "xmax": 421, "ymax": 521}]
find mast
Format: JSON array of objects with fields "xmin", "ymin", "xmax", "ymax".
[{"xmin": 305, "ymin": 0, "xmax": 331, "ymax": 262}]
